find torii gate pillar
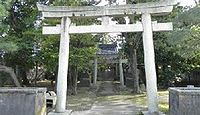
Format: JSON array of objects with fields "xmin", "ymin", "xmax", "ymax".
[
  {"xmin": 142, "ymin": 13, "xmax": 159, "ymax": 113},
  {"xmin": 54, "ymin": 17, "xmax": 71, "ymax": 113}
]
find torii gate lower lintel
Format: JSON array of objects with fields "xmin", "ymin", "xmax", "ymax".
[{"xmin": 37, "ymin": 0, "xmax": 177, "ymax": 114}]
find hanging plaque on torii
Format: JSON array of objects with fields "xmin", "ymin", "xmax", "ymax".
[{"xmin": 37, "ymin": 0, "xmax": 177, "ymax": 114}]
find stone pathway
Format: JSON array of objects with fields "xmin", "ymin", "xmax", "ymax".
[
  {"xmin": 70, "ymin": 81, "xmax": 146, "ymax": 115},
  {"xmin": 97, "ymin": 81, "xmax": 115, "ymax": 96}
]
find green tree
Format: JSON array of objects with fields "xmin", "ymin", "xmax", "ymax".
[
  {"xmin": 3, "ymin": 0, "xmax": 44, "ymax": 85},
  {"xmin": 168, "ymin": 6, "xmax": 200, "ymax": 59},
  {"xmin": 0, "ymin": 0, "xmax": 17, "ymax": 60},
  {"xmin": 163, "ymin": 5, "xmax": 200, "ymax": 85},
  {"xmin": 0, "ymin": 0, "xmax": 12, "ymax": 35}
]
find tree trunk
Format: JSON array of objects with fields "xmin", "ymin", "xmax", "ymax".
[
  {"xmin": 18, "ymin": 66, "xmax": 29, "ymax": 86},
  {"xmin": 130, "ymin": 49, "xmax": 140, "ymax": 93},
  {"xmin": 71, "ymin": 66, "xmax": 78, "ymax": 95},
  {"xmin": 34, "ymin": 62, "xmax": 38, "ymax": 86},
  {"xmin": 68, "ymin": 66, "xmax": 72, "ymax": 95},
  {"xmin": 54, "ymin": 65, "xmax": 58, "ymax": 92}
]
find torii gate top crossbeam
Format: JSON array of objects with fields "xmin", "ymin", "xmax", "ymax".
[{"xmin": 37, "ymin": 0, "xmax": 177, "ymax": 18}]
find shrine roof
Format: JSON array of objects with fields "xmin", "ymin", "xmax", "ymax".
[{"xmin": 97, "ymin": 44, "xmax": 118, "ymax": 55}]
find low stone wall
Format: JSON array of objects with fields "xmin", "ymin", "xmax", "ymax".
[
  {"xmin": 0, "ymin": 87, "xmax": 46, "ymax": 115},
  {"xmin": 169, "ymin": 87, "xmax": 200, "ymax": 115}
]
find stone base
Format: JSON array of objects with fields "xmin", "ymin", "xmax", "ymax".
[
  {"xmin": 142, "ymin": 111, "xmax": 165, "ymax": 115},
  {"xmin": 48, "ymin": 110, "xmax": 72, "ymax": 115}
]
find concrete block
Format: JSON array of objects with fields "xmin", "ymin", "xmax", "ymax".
[
  {"xmin": 169, "ymin": 87, "xmax": 200, "ymax": 115},
  {"xmin": 0, "ymin": 87, "xmax": 46, "ymax": 115}
]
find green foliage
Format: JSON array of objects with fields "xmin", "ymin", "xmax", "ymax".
[
  {"xmin": 0, "ymin": 0, "xmax": 12, "ymax": 19},
  {"xmin": 167, "ymin": 6, "xmax": 200, "ymax": 60},
  {"xmin": 0, "ymin": 41, "xmax": 17, "ymax": 52},
  {"xmin": 152, "ymin": 5, "xmax": 200, "ymax": 86},
  {"xmin": 0, "ymin": 0, "xmax": 15, "ymax": 52},
  {"xmin": 40, "ymin": 35, "xmax": 59, "ymax": 72},
  {"xmin": 69, "ymin": 34, "xmax": 97, "ymax": 71},
  {"xmin": 0, "ymin": 1, "xmax": 46, "ymax": 85},
  {"xmin": 174, "ymin": 6, "xmax": 200, "ymax": 27}
]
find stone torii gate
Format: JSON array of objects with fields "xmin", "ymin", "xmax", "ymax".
[{"xmin": 37, "ymin": 0, "xmax": 177, "ymax": 114}]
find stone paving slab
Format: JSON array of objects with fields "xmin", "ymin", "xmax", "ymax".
[
  {"xmin": 48, "ymin": 110, "xmax": 72, "ymax": 115},
  {"xmin": 70, "ymin": 81, "xmax": 146, "ymax": 115},
  {"xmin": 70, "ymin": 102, "xmax": 145, "ymax": 115}
]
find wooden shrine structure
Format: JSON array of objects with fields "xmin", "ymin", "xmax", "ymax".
[{"xmin": 92, "ymin": 43, "xmax": 127, "ymax": 86}]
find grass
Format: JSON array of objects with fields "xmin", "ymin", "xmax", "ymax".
[
  {"xmin": 158, "ymin": 91, "xmax": 169, "ymax": 114},
  {"xmin": 159, "ymin": 102, "xmax": 169, "ymax": 114},
  {"xmin": 97, "ymin": 91, "xmax": 169, "ymax": 113}
]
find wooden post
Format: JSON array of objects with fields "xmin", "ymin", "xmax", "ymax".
[
  {"xmin": 142, "ymin": 13, "xmax": 159, "ymax": 113},
  {"xmin": 115, "ymin": 63, "xmax": 118, "ymax": 78},
  {"xmin": 119, "ymin": 58, "xmax": 124, "ymax": 87},
  {"xmin": 94, "ymin": 58, "xmax": 98, "ymax": 85},
  {"xmin": 55, "ymin": 17, "xmax": 71, "ymax": 113}
]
